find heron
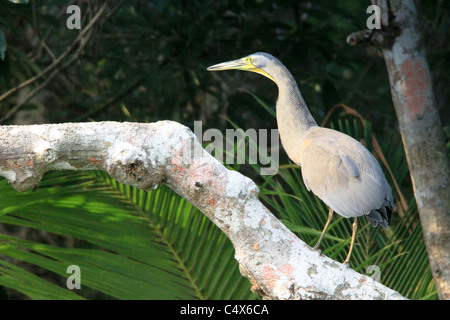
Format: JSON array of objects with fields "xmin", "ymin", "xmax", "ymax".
[{"xmin": 207, "ymin": 52, "xmax": 393, "ymax": 265}]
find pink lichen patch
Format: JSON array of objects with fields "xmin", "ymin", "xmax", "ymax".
[
  {"xmin": 400, "ymin": 58, "xmax": 431, "ymax": 120},
  {"xmin": 208, "ymin": 196, "xmax": 218, "ymax": 207},
  {"xmin": 171, "ymin": 156, "xmax": 181, "ymax": 167},
  {"xmin": 90, "ymin": 157, "xmax": 102, "ymax": 165},
  {"xmin": 170, "ymin": 142, "xmax": 185, "ymax": 167},
  {"xmin": 262, "ymin": 264, "xmax": 280, "ymax": 289},
  {"xmin": 280, "ymin": 264, "xmax": 295, "ymax": 278},
  {"xmin": 171, "ymin": 165, "xmax": 186, "ymax": 176},
  {"xmin": 170, "ymin": 149, "xmax": 185, "ymax": 172}
]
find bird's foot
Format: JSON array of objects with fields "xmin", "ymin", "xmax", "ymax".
[
  {"xmin": 312, "ymin": 244, "xmax": 322, "ymax": 254},
  {"xmin": 342, "ymin": 260, "xmax": 350, "ymax": 268}
]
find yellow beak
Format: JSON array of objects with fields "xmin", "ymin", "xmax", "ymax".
[{"xmin": 207, "ymin": 58, "xmax": 275, "ymax": 82}]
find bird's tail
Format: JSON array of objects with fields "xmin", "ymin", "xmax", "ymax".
[{"xmin": 367, "ymin": 202, "xmax": 393, "ymax": 230}]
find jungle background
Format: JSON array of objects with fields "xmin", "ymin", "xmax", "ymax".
[{"xmin": 0, "ymin": 0, "xmax": 448, "ymax": 300}]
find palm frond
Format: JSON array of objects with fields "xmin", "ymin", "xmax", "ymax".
[{"xmin": 0, "ymin": 171, "xmax": 256, "ymax": 300}]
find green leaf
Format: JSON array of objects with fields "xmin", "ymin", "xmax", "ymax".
[
  {"xmin": 8, "ymin": 0, "xmax": 29, "ymax": 4},
  {"xmin": 0, "ymin": 30, "xmax": 6, "ymax": 61},
  {"xmin": 0, "ymin": 259, "xmax": 83, "ymax": 300}
]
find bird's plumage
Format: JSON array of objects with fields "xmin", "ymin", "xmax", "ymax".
[
  {"xmin": 207, "ymin": 52, "xmax": 394, "ymax": 236},
  {"xmin": 298, "ymin": 127, "xmax": 393, "ymax": 228}
]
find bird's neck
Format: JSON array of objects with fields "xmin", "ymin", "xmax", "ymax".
[{"xmin": 273, "ymin": 68, "xmax": 317, "ymax": 163}]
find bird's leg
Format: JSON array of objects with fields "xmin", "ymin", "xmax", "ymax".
[
  {"xmin": 313, "ymin": 208, "xmax": 334, "ymax": 251},
  {"xmin": 343, "ymin": 217, "xmax": 358, "ymax": 266}
]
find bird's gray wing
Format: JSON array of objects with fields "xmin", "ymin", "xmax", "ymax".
[{"xmin": 299, "ymin": 128, "xmax": 392, "ymax": 218}]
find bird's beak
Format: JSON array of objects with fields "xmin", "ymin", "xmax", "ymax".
[
  {"xmin": 207, "ymin": 58, "xmax": 275, "ymax": 82},
  {"xmin": 207, "ymin": 58, "xmax": 252, "ymax": 72}
]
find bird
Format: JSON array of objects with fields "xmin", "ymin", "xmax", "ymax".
[{"xmin": 207, "ymin": 52, "xmax": 394, "ymax": 265}]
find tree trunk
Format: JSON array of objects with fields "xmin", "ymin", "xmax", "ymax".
[{"xmin": 376, "ymin": 0, "xmax": 450, "ymax": 299}]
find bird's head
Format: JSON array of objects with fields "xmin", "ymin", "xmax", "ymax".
[{"xmin": 207, "ymin": 52, "xmax": 276, "ymax": 82}]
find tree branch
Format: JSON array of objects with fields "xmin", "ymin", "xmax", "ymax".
[{"xmin": 0, "ymin": 121, "xmax": 406, "ymax": 300}]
